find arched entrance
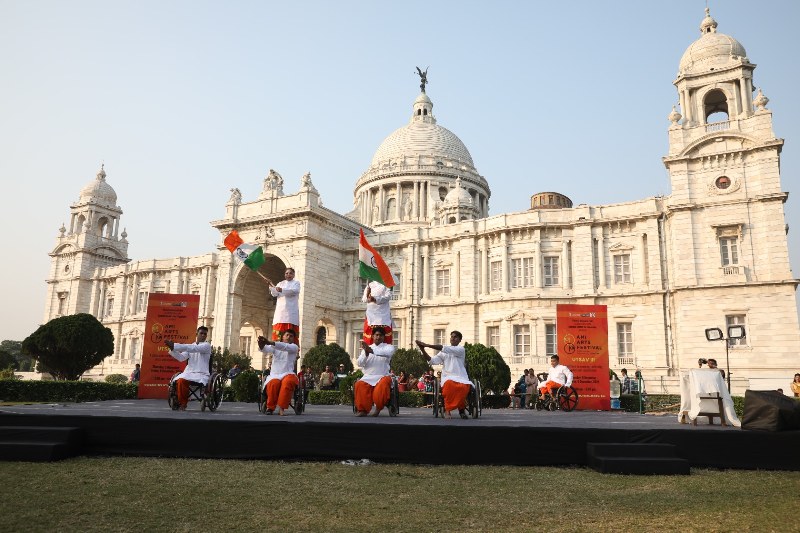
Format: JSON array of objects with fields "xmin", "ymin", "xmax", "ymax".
[{"xmin": 232, "ymin": 254, "xmax": 289, "ymax": 370}]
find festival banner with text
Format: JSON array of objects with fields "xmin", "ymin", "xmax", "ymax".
[
  {"xmin": 138, "ymin": 294, "xmax": 201, "ymax": 399},
  {"xmin": 556, "ymin": 304, "xmax": 610, "ymax": 411}
]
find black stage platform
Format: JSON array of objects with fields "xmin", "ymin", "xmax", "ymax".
[{"xmin": 1, "ymin": 401, "xmax": 798, "ymax": 470}]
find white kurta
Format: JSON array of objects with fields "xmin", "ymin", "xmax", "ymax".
[
  {"xmin": 362, "ymin": 281, "xmax": 392, "ymax": 326},
  {"xmin": 169, "ymin": 342, "xmax": 212, "ymax": 385},
  {"xmin": 429, "ymin": 345, "xmax": 472, "ymax": 386},
  {"xmin": 270, "ymin": 279, "xmax": 301, "ymax": 325},
  {"xmin": 542, "ymin": 364, "xmax": 573, "ymax": 387},
  {"xmin": 262, "ymin": 342, "xmax": 299, "ymax": 384},
  {"xmin": 357, "ymin": 342, "xmax": 395, "ymax": 386}
]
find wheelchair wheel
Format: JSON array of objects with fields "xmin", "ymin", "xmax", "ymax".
[
  {"xmin": 535, "ymin": 395, "xmax": 544, "ymax": 411},
  {"xmin": 558, "ymin": 386, "xmax": 579, "ymax": 412},
  {"xmin": 469, "ymin": 379, "xmax": 482, "ymax": 419},
  {"xmin": 292, "ymin": 383, "xmax": 304, "ymax": 415},
  {"xmin": 350, "ymin": 385, "xmax": 357, "ymax": 414},
  {"xmin": 167, "ymin": 373, "xmax": 180, "ymax": 410},
  {"xmin": 258, "ymin": 377, "xmax": 267, "ymax": 413},
  {"xmin": 388, "ymin": 376, "xmax": 400, "ymax": 417},
  {"xmin": 432, "ymin": 378, "xmax": 441, "ymax": 418},
  {"xmin": 205, "ymin": 373, "xmax": 224, "ymax": 412}
]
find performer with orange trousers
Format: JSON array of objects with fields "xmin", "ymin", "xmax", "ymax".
[
  {"xmin": 354, "ymin": 327, "xmax": 396, "ymax": 417},
  {"xmin": 258, "ymin": 330, "xmax": 300, "ymax": 416}
]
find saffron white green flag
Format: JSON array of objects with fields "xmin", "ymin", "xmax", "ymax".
[
  {"xmin": 358, "ymin": 229, "xmax": 396, "ymax": 288},
  {"xmin": 224, "ymin": 230, "xmax": 266, "ymax": 271}
]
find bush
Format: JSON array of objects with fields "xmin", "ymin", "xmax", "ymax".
[
  {"xmin": 302, "ymin": 343, "xmax": 352, "ymax": 375},
  {"xmin": 399, "ymin": 391, "xmax": 426, "ymax": 408},
  {"xmin": 211, "ymin": 346, "xmax": 251, "ymax": 378},
  {"xmin": 482, "ymin": 394, "xmax": 511, "ymax": 409},
  {"xmin": 464, "ymin": 343, "xmax": 511, "ymax": 396},
  {"xmin": 228, "ymin": 370, "xmax": 260, "ymax": 403},
  {"xmin": 104, "ymin": 374, "xmax": 129, "ymax": 384},
  {"xmin": 0, "ymin": 380, "xmax": 137, "ymax": 402},
  {"xmin": 338, "ymin": 370, "xmax": 363, "ymax": 396},
  {"xmin": 0, "ymin": 368, "xmax": 20, "ymax": 381},
  {"xmin": 308, "ymin": 390, "xmax": 342, "ymax": 405},
  {"xmin": 391, "ymin": 348, "xmax": 430, "ymax": 379}
]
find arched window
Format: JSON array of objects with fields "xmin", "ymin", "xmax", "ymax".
[
  {"xmin": 704, "ymin": 89, "xmax": 729, "ymax": 123},
  {"xmin": 316, "ymin": 326, "xmax": 327, "ymax": 346},
  {"xmin": 386, "ymin": 197, "xmax": 396, "ymax": 218}
]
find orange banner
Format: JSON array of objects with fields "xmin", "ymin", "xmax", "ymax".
[
  {"xmin": 556, "ymin": 304, "xmax": 609, "ymax": 411},
  {"xmin": 138, "ymin": 294, "xmax": 201, "ymax": 399}
]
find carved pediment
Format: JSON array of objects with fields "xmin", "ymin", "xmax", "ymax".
[
  {"xmin": 608, "ymin": 242, "xmax": 634, "ymax": 253},
  {"xmin": 504, "ymin": 310, "xmax": 538, "ymax": 322}
]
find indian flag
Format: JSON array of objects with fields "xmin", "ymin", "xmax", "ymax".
[
  {"xmin": 224, "ymin": 230, "xmax": 266, "ymax": 272},
  {"xmin": 358, "ymin": 229, "xmax": 396, "ymax": 288}
]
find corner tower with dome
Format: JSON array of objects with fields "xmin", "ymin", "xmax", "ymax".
[{"xmin": 41, "ymin": 9, "xmax": 800, "ymax": 392}]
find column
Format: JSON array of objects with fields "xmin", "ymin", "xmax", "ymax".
[
  {"xmin": 378, "ymin": 185, "xmax": 385, "ymax": 223},
  {"xmin": 421, "ymin": 246, "xmax": 429, "ymax": 301},
  {"xmin": 413, "ymin": 181, "xmax": 419, "ymax": 219},
  {"xmin": 396, "ymin": 183, "xmax": 402, "ymax": 220},
  {"xmin": 561, "ymin": 239, "xmax": 569, "ymax": 289},
  {"xmin": 534, "ymin": 237, "xmax": 542, "ymax": 289},
  {"xmin": 455, "ymin": 251, "xmax": 461, "ymax": 299},
  {"xmin": 501, "ymin": 232, "xmax": 509, "ymax": 292},
  {"xmin": 598, "ymin": 234, "xmax": 607, "ymax": 289},
  {"xmin": 480, "ymin": 241, "xmax": 487, "ymax": 295}
]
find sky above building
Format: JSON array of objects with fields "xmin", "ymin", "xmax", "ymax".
[{"xmin": 1, "ymin": 1, "xmax": 799, "ymax": 342}]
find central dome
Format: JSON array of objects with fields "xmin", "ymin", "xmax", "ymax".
[
  {"xmin": 369, "ymin": 92, "xmax": 475, "ymax": 169},
  {"xmin": 78, "ymin": 165, "xmax": 118, "ymax": 207},
  {"xmin": 678, "ymin": 8, "xmax": 747, "ymax": 75}
]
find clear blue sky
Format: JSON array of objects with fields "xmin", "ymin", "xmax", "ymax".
[{"xmin": 2, "ymin": 1, "xmax": 799, "ymax": 341}]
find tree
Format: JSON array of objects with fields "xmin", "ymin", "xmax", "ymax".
[
  {"xmin": 1, "ymin": 340, "xmax": 31, "ymax": 371},
  {"xmin": 302, "ymin": 343, "xmax": 352, "ymax": 374},
  {"xmin": 21, "ymin": 313, "xmax": 114, "ymax": 380},
  {"xmin": 390, "ymin": 347, "xmax": 430, "ymax": 378},
  {"xmin": 0, "ymin": 350, "xmax": 18, "ymax": 371},
  {"xmin": 211, "ymin": 346, "xmax": 252, "ymax": 377},
  {"xmin": 464, "ymin": 342, "xmax": 511, "ymax": 396}
]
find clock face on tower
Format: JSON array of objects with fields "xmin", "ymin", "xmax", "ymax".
[{"xmin": 715, "ymin": 176, "xmax": 731, "ymax": 189}]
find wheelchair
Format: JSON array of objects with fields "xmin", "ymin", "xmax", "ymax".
[
  {"xmin": 534, "ymin": 374, "xmax": 579, "ymax": 412},
  {"xmin": 257, "ymin": 373, "xmax": 305, "ymax": 415},
  {"xmin": 350, "ymin": 374, "xmax": 400, "ymax": 417},
  {"xmin": 167, "ymin": 371, "xmax": 224, "ymax": 412},
  {"xmin": 432, "ymin": 378, "xmax": 482, "ymax": 418}
]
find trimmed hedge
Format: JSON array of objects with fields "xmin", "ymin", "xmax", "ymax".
[
  {"xmin": 308, "ymin": 390, "xmax": 342, "ymax": 405},
  {"xmin": 0, "ymin": 380, "xmax": 137, "ymax": 402}
]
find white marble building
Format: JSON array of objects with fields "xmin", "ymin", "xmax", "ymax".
[{"xmin": 44, "ymin": 9, "xmax": 799, "ymax": 393}]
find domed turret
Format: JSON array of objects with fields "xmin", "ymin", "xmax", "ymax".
[
  {"xmin": 352, "ymin": 77, "xmax": 490, "ymax": 228},
  {"xmin": 678, "ymin": 8, "xmax": 748, "ymax": 76},
  {"xmin": 78, "ymin": 164, "xmax": 118, "ymax": 207}
]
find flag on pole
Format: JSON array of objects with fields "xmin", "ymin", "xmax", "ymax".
[
  {"xmin": 224, "ymin": 230, "xmax": 266, "ymax": 272},
  {"xmin": 358, "ymin": 229, "xmax": 396, "ymax": 288}
]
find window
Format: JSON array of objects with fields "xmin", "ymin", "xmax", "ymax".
[
  {"xmin": 130, "ymin": 337, "xmax": 140, "ymax": 361},
  {"xmin": 545, "ymin": 324, "xmax": 557, "ymax": 357},
  {"xmin": 105, "ymin": 296, "xmax": 114, "ymax": 317},
  {"xmin": 435, "ymin": 269, "xmax": 450, "ymax": 296},
  {"xmin": 487, "ymin": 326, "xmax": 500, "ymax": 349},
  {"xmin": 511, "ymin": 257, "xmax": 534, "ymax": 289},
  {"xmin": 719, "ymin": 237, "xmax": 738, "ymax": 266},
  {"xmin": 514, "ymin": 325, "xmax": 530, "ymax": 359},
  {"xmin": 239, "ymin": 336, "xmax": 251, "ymax": 356},
  {"xmin": 543, "ymin": 257, "xmax": 559, "ymax": 286},
  {"xmin": 617, "ymin": 323, "xmax": 634, "ymax": 365},
  {"xmin": 614, "ymin": 254, "xmax": 631, "ymax": 284},
  {"xmin": 358, "ymin": 278, "xmax": 369, "ymax": 300},
  {"xmin": 434, "ymin": 329, "xmax": 446, "ymax": 347},
  {"xmin": 191, "ymin": 289, "xmax": 200, "ymax": 296},
  {"xmin": 57, "ymin": 292, "xmax": 67, "ymax": 315},
  {"xmin": 386, "ymin": 198, "xmax": 396, "ymax": 219},
  {"xmin": 490, "ymin": 261, "xmax": 502, "ymax": 291},
  {"xmin": 391, "ymin": 275, "xmax": 401, "ymax": 301},
  {"xmin": 392, "ymin": 330, "xmax": 400, "ymax": 348},
  {"xmin": 726, "ymin": 315, "xmax": 747, "ymax": 347},
  {"xmin": 136, "ymin": 291, "xmax": 149, "ymax": 313}
]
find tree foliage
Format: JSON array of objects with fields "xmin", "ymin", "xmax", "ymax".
[
  {"xmin": 1, "ymin": 340, "xmax": 32, "ymax": 371},
  {"xmin": 104, "ymin": 373, "xmax": 129, "ymax": 384},
  {"xmin": 211, "ymin": 346, "xmax": 252, "ymax": 376},
  {"xmin": 390, "ymin": 348, "xmax": 430, "ymax": 378},
  {"xmin": 302, "ymin": 343, "xmax": 352, "ymax": 374},
  {"xmin": 0, "ymin": 350, "xmax": 18, "ymax": 371},
  {"xmin": 21, "ymin": 313, "xmax": 114, "ymax": 380},
  {"xmin": 464, "ymin": 342, "xmax": 511, "ymax": 395}
]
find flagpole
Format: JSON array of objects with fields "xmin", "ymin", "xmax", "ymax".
[{"xmin": 256, "ymin": 271, "xmax": 273, "ymax": 285}]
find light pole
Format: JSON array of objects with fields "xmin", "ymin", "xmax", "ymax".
[{"xmin": 704, "ymin": 325, "xmax": 746, "ymax": 393}]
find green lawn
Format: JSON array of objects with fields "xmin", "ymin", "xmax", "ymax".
[{"xmin": 0, "ymin": 458, "xmax": 797, "ymax": 532}]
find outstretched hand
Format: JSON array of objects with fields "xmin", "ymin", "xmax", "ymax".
[
  {"xmin": 361, "ymin": 340, "xmax": 373, "ymax": 354},
  {"xmin": 257, "ymin": 336, "xmax": 271, "ymax": 349}
]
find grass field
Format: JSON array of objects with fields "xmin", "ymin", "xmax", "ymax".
[{"xmin": 1, "ymin": 458, "xmax": 798, "ymax": 532}]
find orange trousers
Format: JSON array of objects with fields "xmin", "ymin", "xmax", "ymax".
[
  {"xmin": 354, "ymin": 376, "xmax": 391, "ymax": 414},
  {"xmin": 442, "ymin": 381, "xmax": 471, "ymax": 412},
  {"xmin": 539, "ymin": 380, "xmax": 561, "ymax": 396},
  {"xmin": 176, "ymin": 379, "xmax": 193, "ymax": 408},
  {"xmin": 265, "ymin": 373, "xmax": 299, "ymax": 411}
]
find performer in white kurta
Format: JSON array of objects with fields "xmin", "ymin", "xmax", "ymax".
[
  {"xmin": 354, "ymin": 327, "xmax": 396, "ymax": 417},
  {"xmin": 269, "ymin": 268, "xmax": 301, "ymax": 343},
  {"xmin": 362, "ymin": 280, "xmax": 393, "ymax": 344},
  {"xmin": 416, "ymin": 331, "xmax": 472, "ymax": 419},
  {"xmin": 165, "ymin": 326, "xmax": 212, "ymax": 410},
  {"xmin": 538, "ymin": 355, "xmax": 574, "ymax": 399},
  {"xmin": 258, "ymin": 330, "xmax": 300, "ymax": 416}
]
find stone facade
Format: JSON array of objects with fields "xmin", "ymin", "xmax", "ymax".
[{"xmin": 43, "ymin": 9, "xmax": 800, "ymax": 392}]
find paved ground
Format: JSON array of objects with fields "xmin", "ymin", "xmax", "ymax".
[{"xmin": 0, "ymin": 400, "xmax": 739, "ymax": 430}]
